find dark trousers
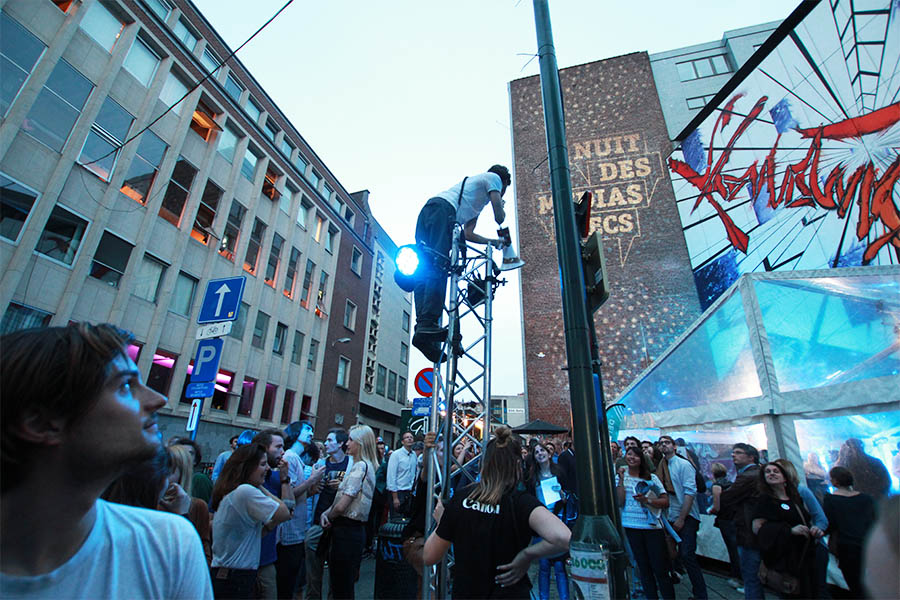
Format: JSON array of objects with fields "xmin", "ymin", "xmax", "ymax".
[
  {"xmin": 812, "ymin": 543, "xmax": 831, "ymax": 599},
  {"xmin": 211, "ymin": 566, "xmax": 257, "ymax": 600},
  {"xmin": 366, "ymin": 491, "xmax": 386, "ymax": 549},
  {"xmin": 717, "ymin": 520, "xmax": 743, "ymax": 579},
  {"xmin": 329, "ymin": 519, "xmax": 366, "ymax": 599},
  {"xmin": 413, "ymin": 198, "xmax": 455, "ymax": 327},
  {"xmin": 672, "ymin": 516, "xmax": 707, "ymax": 599},
  {"xmin": 625, "ymin": 528, "xmax": 676, "ymax": 600},
  {"xmin": 275, "ymin": 542, "xmax": 305, "ymax": 599},
  {"xmin": 837, "ymin": 544, "xmax": 863, "ymax": 599}
]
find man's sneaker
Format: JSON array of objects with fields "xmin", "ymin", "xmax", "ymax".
[{"xmin": 727, "ymin": 578, "xmax": 742, "ymax": 589}]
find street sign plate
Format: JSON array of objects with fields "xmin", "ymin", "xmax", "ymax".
[
  {"xmin": 196, "ymin": 321, "xmax": 233, "ymax": 340},
  {"xmin": 185, "ymin": 381, "xmax": 215, "ymax": 399},
  {"xmin": 412, "ymin": 397, "xmax": 431, "ymax": 417},
  {"xmin": 186, "ymin": 398, "xmax": 203, "ymax": 431},
  {"xmin": 414, "ymin": 368, "xmax": 434, "ymax": 397},
  {"xmin": 190, "ymin": 338, "xmax": 224, "ymax": 383},
  {"xmin": 198, "ymin": 276, "xmax": 247, "ymax": 324}
]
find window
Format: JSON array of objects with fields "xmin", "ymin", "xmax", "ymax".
[
  {"xmin": 280, "ymin": 138, "xmax": 294, "ymax": 159},
  {"xmin": 343, "ymin": 206, "xmax": 355, "ymax": 227},
  {"xmin": 283, "ymin": 247, "xmax": 301, "ymax": 298},
  {"xmin": 143, "ymin": 0, "xmax": 171, "ymax": 21},
  {"xmin": 89, "ymin": 231, "xmax": 133, "ymax": 287},
  {"xmin": 337, "ymin": 357, "xmax": 351, "ymax": 388},
  {"xmin": 279, "ymin": 185, "xmax": 293, "ymax": 215},
  {"xmin": 133, "ymin": 254, "xmax": 166, "ymax": 302},
  {"xmin": 252, "ymin": 310, "xmax": 270, "ymax": 349},
  {"xmin": 224, "ymin": 72, "xmax": 244, "ymax": 102},
  {"xmin": 316, "ymin": 271, "xmax": 329, "ymax": 306},
  {"xmin": 676, "ymin": 54, "xmax": 731, "ymax": 81},
  {"xmin": 120, "ymin": 131, "xmax": 166, "ymax": 204},
  {"xmin": 0, "ymin": 303, "xmax": 52, "ymax": 334},
  {"xmin": 147, "ymin": 349, "xmax": 177, "ymax": 396},
  {"xmin": 51, "ymin": 0, "xmax": 76, "ymax": 12},
  {"xmin": 686, "ymin": 94, "xmax": 717, "ymax": 110},
  {"xmin": 23, "ymin": 60, "xmax": 93, "ymax": 152},
  {"xmin": 376, "ymin": 364, "xmax": 386, "ymax": 396},
  {"xmin": 229, "ymin": 301, "xmax": 250, "ymax": 340},
  {"xmin": 241, "ymin": 147, "xmax": 259, "ymax": 181},
  {"xmin": 398, "ymin": 376, "xmax": 407, "ymax": 403},
  {"xmin": 219, "ymin": 200, "xmax": 245, "ymax": 261},
  {"xmin": 78, "ymin": 1, "xmax": 123, "ymax": 52},
  {"xmin": 307, "ymin": 339, "xmax": 319, "ymax": 370},
  {"xmin": 350, "ymin": 247, "xmax": 363, "ymax": 275},
  {"xmin": 1, "ymin": 12, "xmax": 46, "ymax": 116},
  {"xmin": 78, "ymin": 96, "xmax": 134, "ymax": 181},
  {"xmin": 262, "ymin": 167, "xmax": 281, "ymax": 201},
  {"xmin": 123, "ymin": 37, "xmax": 159, "ymax": 86},
  {"xmin": 245, "ymin": 97, "xmax": 262, "ymax": 124},
  {"xmin": 297, "ymin": 197, "xmax": 311, "ymax": 229},
  {"xmin": 308, "ymin": 169, "xmax": 321, "ymax": 190},
  {"xmin": 217, "ymin": 123, "xmax": 240, "ymax": 162},
  {"xmin": 400, "ymin": 342, "xmax": 408, "ymax": 364},
  {"xmin": 243, "ymin": 217, "xmax": 266, "ymax": 274},
  {"xmin": 264, "ymin": 233, "xmax": 283, "ymax": 285},
  {"xmin": 159, "ymin": 71, "xmax": 188, "ymax": 114},
  {"xmin": 159, "ymin": 157, "xmax": 197, "ymax": 226},
  {"xmin": 170, "ymin": 271, "xmax": 197, "ymax": 316},
  {"xmin": 264, "ymin": 118, "xmax": 279, "ymax": 142},
  {"xmin": 314, "ymin": 215, "xmax": 324, "ymax": 242},
  {"xmin": 344, "ymin": 300, "xmax": 356, "ymax": 330},
  {"xmin": 190, "ymin": 100, "xmax": 220, "ymax": 142},
  {"xmin": 387, "ymin": 371, "xmax": 397, "ymax": 401},
  {"xmin": 293, "ymin": 153, "xmax": 308, "ymax": 177},
  {"xmin": 238, "ymin": 377, "xmax": 256, "ymax": 416},
  {"xmin": 261, "ymin": 384, "xmax": 277, "ymax": 420},
  {"xmin": 325, "ymin": 225, "xmax": 337, "ymax": 253},
  {"xmin": 35, "ymin": 204, "xmax": 87, "ymax": 265},
  {"xmin": 209, "ymin": 367, "xmax": 234, "ymax": 411},
  {"xmin": 173, "ymin": 18, "xmax": 198, "ymax": 52},
  {"xmin": 402, "ymin": 311, "xmax": 410, "ymax": 333},
  {"xmin": 280, "ymin": 390, "xmax": 295, "ymax": 424},
  {"xmin": 191, "ymin": 180, "xmax": 222, "ymax": 244},
  {"xmin": 0, "ymin": 173, "xmax": 38, "ymax": 242},
  {"xmin": 273, "ymin": 322, "xmax": 287, "ymax": 355},
  {"xmin": 300, "ymin": 259, "xmax": 315, "ymax": 308},
  {"xmin": 323, "ymin": 182, "xmax": 333, "ymax": 202},
  {"xmin": 290, "ymin": 330, "xmax": 305, "ymax": 365},
  {"xmin": 200, "ymin": 48, "xmax": 220, "ymax": 73}
]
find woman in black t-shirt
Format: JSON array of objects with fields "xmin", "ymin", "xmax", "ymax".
[
  {"xmin": 822, "ymin": 466, "xmax": 876, "ymax": 599},
  {"xmin": 423, "ymin": 427, "xmax": 571, "ymax": 599}
]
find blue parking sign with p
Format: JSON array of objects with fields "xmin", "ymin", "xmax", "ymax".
[{"xmin": 191, "ymin": 338, "xmax": 223, "ymax": 384}]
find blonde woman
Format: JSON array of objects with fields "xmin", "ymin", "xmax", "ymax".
[
  {"xmin": 319, "ymin": 424, "xmax": 377, "ymax": 599},
  {"xmin": 166, "ymin": 445, "xmax": 212, "ymax": 566}
]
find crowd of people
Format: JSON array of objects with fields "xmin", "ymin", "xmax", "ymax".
[{"xmin": 1, "ymin": 323, "xmax": 897, "ymax": 600}]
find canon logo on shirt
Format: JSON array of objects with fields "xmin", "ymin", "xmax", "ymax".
[{"xmin": 462, "ymin": 498, "xmax": 500, "ymax": 514}]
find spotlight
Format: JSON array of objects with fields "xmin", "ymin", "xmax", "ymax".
[{"xmin": 394, "ymin": 244, "xmax": 421, "ymax": 292}]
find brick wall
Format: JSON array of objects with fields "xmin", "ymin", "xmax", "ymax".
[{"xmin": 509, "ymin": 52, "xmax": 701, "ymax": 428}]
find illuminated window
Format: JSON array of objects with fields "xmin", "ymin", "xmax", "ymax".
[
  {"xmin": 89, "ymin": 231, "xmax": 133, "ymax": 287},
  {"xmin": 35, "ymin": 205, "xmax": 88, "ymax": 265},
  {"xmin": 243, "ymin": 217, "xmax": 266, "ymax": 274},
  {"xmin": 350, "ymin": 246, "xmax": 362, "ymax": 275},
  {"xmin": 78, "ymin": 96, "xmax": 134, "ymax": 181},
  {"xmin": 314, "ymin": 215, "xmax": 324, "ymax": 242},
  {"xmin": 283, "ymin": 247, "xmax": 301, "ymax": 298},
  {"xmin": 23, "ymin": 60, "xmax": 93, "ymax": 152},
  {"xmin": 191, "ymin": 180, "xmax": 222, "ymax": 244},
  {"xmin": 219, "ymin": 200, "xmax": 245, "ymax": 261},
  {"xmin": 123, "ymin": 37, "xmax": 159, "ymax": 87},
  {"xmin": 159, "ymin": 157, "xmax": 197, "ymax": 226},
  {"xmin": 1, "ymin": 13, "xmax": 46, "ymax": 116},
  {"xmin": 209, "ymin": 367, "xmax": 234, "ymax": 412},
  {"xmin": 264, "ymin": 232, "xmax": 284, "ymax": 286},
  {"xmin": 337, "ymin": 357, "xmax": 351, "ymax": 388},
  {"xmin": 189, "ymin": 100, "xmax": 220, "ymax": 142},
  {"xmin": 120, "ymin": 131, "xmax": 166, "ymax": 204},
  {"xmin": 261, "ymin": 167, "xmax": 281, "ymax": 201},
  {"xmin": 316, "ymin": 270, "xmax": 329, "ymax": 306},
  {"xmin": 147, "ymin": 349, "xmax": 177, "ymax": 395},
  {"xmin": 78, "ymin": 1, "xmax": 124, "ymax": 52},
  {"xmin": 252, "ymin": 310, "xmax": 270, "ymax": 349}
]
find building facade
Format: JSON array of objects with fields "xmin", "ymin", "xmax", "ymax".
[
  {"xmin": 0, "ymin": 0, "xmax": 405, "ymax": 454},
  {"xmin": 509, "ymin": 23, "xmax": 777, "ymax": 429}
]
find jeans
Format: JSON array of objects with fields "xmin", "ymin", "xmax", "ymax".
[
  {"xmin": 672, "ymin": 516, "xmax": 707, "ymax": 599},
  {"xmin": 276, "ymin": 542, "xmax": 305, "ymax": 599},
  {"xmin": 717, "ymin": 520, "xmax": 742, "ymax": 580},
  {"xmin": 737, "ymin": 545, "xmax": 765, "ymax": 600},
  {"xmin": 211, "ymin": 566, "xmax": 257, "ymax": 600},
  {"xmin": 538, "ymin": 556, "xmax": 569, "ymax": 600},
  {"xmin": 328, "ymin": 519, "xmax": 366, "ymax": 599},
  {"xmin": 625, "ymin": 528, "xmax": 675, "ymax": 600},
  {"xmin": 304, "ymin": 525, "xmax": 326, "ymax": 600},
  {"xmin": 413, "ymin": 198, "xmax": 456, "ymax": 327}
]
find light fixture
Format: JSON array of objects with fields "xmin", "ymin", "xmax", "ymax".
[
  {"xmin": 394, "ymin": 244, "xmax": 421, "ymax": 292},
  {"xmin": 332, "ymin": 337, "xmax": 351, "ymax": 346}
]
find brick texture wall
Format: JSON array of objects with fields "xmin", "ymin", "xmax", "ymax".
[{"xmin": 509, "ymin": 52, "xmax": 701, "ymax": 429}]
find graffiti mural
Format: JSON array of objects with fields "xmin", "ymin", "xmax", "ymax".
[{"xmin": 669, "ymin": 0, "xmax": 900, "ymax": 308}]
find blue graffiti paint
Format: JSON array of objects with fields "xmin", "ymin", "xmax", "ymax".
[
  {"xmin": 769, "ymin": 99, "xmax": 798, "ymax": 134},
  {"xmin": 682, "ymin": 129, "xmax": 706, "ymax": 174}
]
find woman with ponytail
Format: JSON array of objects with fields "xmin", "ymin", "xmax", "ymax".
[{"xmin": 423, "ymin": 426, "xmax": 571, "ymax": 599}]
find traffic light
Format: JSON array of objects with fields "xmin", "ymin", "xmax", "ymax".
[{"xmin": 574, "ymin": 192, "xmax": 609, "ymax": 312}]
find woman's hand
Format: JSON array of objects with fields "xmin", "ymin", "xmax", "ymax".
[
  {"xmin": 633, "ymin": 493, "xmax": 648, "ymax": 506},
  {"xmin": 159, "ymin": 482, "xmax": 192, "ymax": 515},
  {"xmin": 495, "ymin": 549, "xmax": 530, "ymax": 588},
  {"xmin": 809, "ymin": 526, "xmax": 825, "ymax": 538},
  {"xmin": 432, "ymin": 498, "xmax": 444, "ymax": 524},
  {"xmin": 320, "ymin": 510, "xmax": 332, "ymax": 529},
  {"xmin": 791, "ymin": 524, "xmax": 810, "ymax": 537},
  {"xmin": 616, "ymin": 466, "xmax": 626, "ymax": 481}
]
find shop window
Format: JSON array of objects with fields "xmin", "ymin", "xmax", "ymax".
[
  {"xmin": 217, "ymin": 123, "xmax": 240, "ymax": 163},
  {"xmin": 243, "ymin": 217, "xmax": 266, "ymax": 274},
  {"xmin": 224, "ymin": 73, "xmax": 243, "ymax": 102},
  {"xmin": 252, "ymin": 310, "xmax": 270, "ymax": 349},
  {"xmin": 376, "ymin": 364, "xmax": 386, "ymax": 396},
  {"xmin": 89, "ymin": 231, "xmax": 133, "ymax": 287},
  {"xmin": 191, "ymin": 180, "xmax": 222, "ymax": 244},
  {"xmin": 300, "ymin": 259, "xmax": 315, "ymax": 308},
  {"xmin": 337, "ymin": 357, "xmax": 351, "ymax": 389},
  {"xmin": 0, "ymin": 303, "xmax": 52, "ymax": 335},
  {"xmin": 264, "ymin": 232, "xmax": 284, "ymax": 286},
  {"xmin": 23, "ymin": 60, "xmax": 93, "ymax": 152},
  {"xmin": 262, "ymin": 167, "xmax": 281, "ymax": 201},
  {"xmin": 344, "ymin": 300, "xmax": 356, "ymax": 330},
  {"xmin": 159, "ymin": 157, "xmax": 197, "ymax": 226},
  {"xmin": 350, "ymin": 246, "xmax": 362, "ymax": 275},
  {"xmin": 229, "ymin": 301, "xmax": 250, "ymax": 340},
  {"xmin": 78, "ymin": 96, "xmax": 134, "ymax": 181},
  {"xmin": 307, "ymin": 339, "xmax": 319, "ymax": 371},
  {"xmin": 0, "ymin": 173, "xmax": 38, "ymax": 242},
  {"xmin": 123, "ymin": 37, "xmax": 160, "ymax": 87},
  {"xmin": 120, "ymin": 131, "xmax": 167, "ymax": 204},
  {"xmin": 273, "ymin": 322, "xmax": 287, "ymax": 355},
  {"xmin": 172, "ymin": 18, "xmax": 198, "ymax": 52},
  {"xmin": 170, "ymin": 271, "xmax": 198, "ymax": 316},
  {"xmin": 219, "ymin": 200, "xmax": 246, "ymax": 261},
  {"xmin": 261, "ymin": 384, "xmax": 277, "ymax": 420},
  {"xmin": 290, "ymin": 330, "xmax": 305, "ymax": 365},
  {"xmin": 35, "ymin": 204, "xmax": 88, "ymax": 265},
  {"xmin": 133, "ymin": 254, "xmax": 166, "ymax": 302},
  {"xmin": 280, "ymin": 390, "xmax": 295, "ymax": 425},
  {"xmin": 159, "ymin": 71, "xmax": 188, "ymax": 115},
  {"xmin": 189, "ymin": 100, "xmax": 220, "ymax": 142},
  {"xmin": 147, "ymin": 349, "xmax": 177, "ymax": 396},
  {"xmin": 78, "ymin": 0, "xmax": 124, "ymax": 52},
  {"xmin": 1, "ymin": 13, "xmax": 46, "ymax": 116},
  {"xmin": 283, "ymin": 247, "xmax": 301, "ymax": 298},
  {"xmin": 238, "ymin": 377, "xmax": 256, "ymax": 416}
]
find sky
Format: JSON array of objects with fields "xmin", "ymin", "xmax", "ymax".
[{"xmin": 191, "ymin": 0, "xmax": 795, "ymax": 397}]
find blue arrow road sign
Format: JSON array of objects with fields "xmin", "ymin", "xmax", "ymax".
[
  {"xmin": 198, "ymin": 276, "xmax": 246, "ymax": 324},
  {"xmin": 185, "ymin": 381, "xmax": 216, "ymax": 399},
  {"xmin": 191, "ymin": 338, "xmax": 223, "ymax": 384}
]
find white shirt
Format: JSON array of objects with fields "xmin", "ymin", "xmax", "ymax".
[
  {"xmin": 211, "ymin": 484, "xmax": 279, "ymax": 570},
  {"xmin": 278, "ymin": 446, "xmax": 309, "ymax": 545},
  {"xmin": 0, "ymin": 499, "xmax": 212, "ymax": 599},
  {"xmin": 616, "ymin": 473, "xmax": 666, "ymax": 530},
  {"xmin": 664, "ymin": 454, "xmax": 699, "ymax": 522},
  {"xmin": 386, "ymin": 447, "xmax": 416, "ymax": 492},
  {"xmin": 435, "ymin": 172, "xmax": 503, "ymax": 225}
]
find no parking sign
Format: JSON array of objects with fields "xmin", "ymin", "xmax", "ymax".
[{"xmin": 414, "ymin": 368, "xmax": 434, "ymax": 397}]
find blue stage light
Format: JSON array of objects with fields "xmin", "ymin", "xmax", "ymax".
[{"xmin": 396, "ymin": 245, "xmax": 420, "ymax": 276}]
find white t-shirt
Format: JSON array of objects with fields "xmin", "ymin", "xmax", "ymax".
[
  {"xmin": 277, "ymin": 447, "xmax": 309, "ymax": 545},
  {"xmin": 0, "ymin": 499, "xmax": 212, "ymax": 599},
  {"xmin": 211, "ymin": 484, "xmax": 279, "ymax": 570},
  {"xmin": 435, "ymin": 172, "xmax": 503, "ymax": 225},
  {"xmin": 616, "ymin": 473, "xmax": 666, "ymax": 530}
]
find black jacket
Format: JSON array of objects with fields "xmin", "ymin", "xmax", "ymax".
[{"xmin": 720, "ymin": 464, "xmax": 760, "ymax": 548}]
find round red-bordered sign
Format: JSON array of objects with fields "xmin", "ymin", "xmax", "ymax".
[{"xmin": 414, "ymin": 368, "xmax": 434, "ymax": 397}]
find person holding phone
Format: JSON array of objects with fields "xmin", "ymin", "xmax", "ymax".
[{"xmin": 617, "ymin": 447, "xmax": 675, "ymax": 600}]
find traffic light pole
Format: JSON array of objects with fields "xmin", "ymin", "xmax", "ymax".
[{"xmin": 532, "ymin": 1, "xmax": 627, "ymax": 597}]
